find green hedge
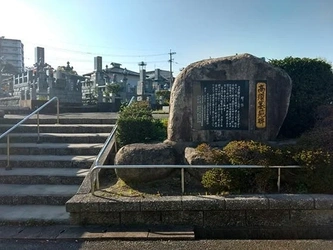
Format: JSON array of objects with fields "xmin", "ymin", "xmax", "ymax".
[
  {"xmin": 116, "ymin": 101, "xmax": 167, "ymax": 147},
  {"xmin": 270, "ymin": 57, "xmax": 333, "ymax": 138}
]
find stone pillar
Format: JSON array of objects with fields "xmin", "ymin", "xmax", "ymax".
[
  {"xmin": 20, "ymin": 90, "xmax": 25, "ymax": 100},
  {"xmin": 30, "ymin": 86, "xmax": 36, "ymax": 100},
  {"xmin": 24, "ymin": 89, "xmax": 30, "ymax": 100}
]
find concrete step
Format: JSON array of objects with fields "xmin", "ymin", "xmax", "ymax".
[
  {"xmin": 0, "ymin": 124, "xmax": 114, "ymax": 134},
  {"xmin": 0, "ymin": 117, "xmax": 117, "ymax": 125},
  {"xmin": 0, "ymin": 205, "xmax": 69, "ymax": 225},
  {"xmin": 0, "ymin": 133, "xmax": 109, "ymax": 143},
  {"xmin": 0, "ymin": 155, "xmax": 95, "ymax": 168},
  {"xmin": 0, "ymin": 184, "xmax": 79, "ymax": 205},
  {"xmin": 0, "ymin": 168, "xmax": 88, "ymax": 185},
  {"xmin": 0, "ymin": 143, "xmax": 103, "ymax": 155}
]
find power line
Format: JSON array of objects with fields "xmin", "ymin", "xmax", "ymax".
[{"xmin": 24, "ymin": 41, "xmax": 169, "ymax": 58}]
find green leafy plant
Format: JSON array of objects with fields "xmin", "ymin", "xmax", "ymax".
[
  {"xmin": 196, "ymin": 143, "xmax": 228, "ymax": 165},
  {"xmin": 270, "ymin": 57, "xmax": 333, "ymax": 138},
  {"xmin": 201, "ymin": 141, "xmax": 282, "ymax": 194},
  {"xmin": 155, "ymin": 90, "xmax": 171, "ymax": 105},
  {"xmin": 201, "ymin": 168, "xmax": 232, "ymax": 194},
  {"xmin": 116, "ymin": 101, "xmax": 167, "ymax": 147},
  {"xmin": 106, "ymin": 83, "xmax": 122, "ymax": 95},
  {"xmin": 223, "ymin": 140, "xmax": 275, "ymax": 166}
]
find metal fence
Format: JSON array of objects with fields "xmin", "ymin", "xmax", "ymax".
[{"xmin": 90, "ymin": 164, "xmax": 301, "ymax": 195}]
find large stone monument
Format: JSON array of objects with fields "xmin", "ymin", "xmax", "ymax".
[
  {"xmin": 168, "ymin": 53, "xmax": 292, "ymax": 143},
  {"xmin": 114, "ymin": 53, "xmax": 292, "ymax": 184}
]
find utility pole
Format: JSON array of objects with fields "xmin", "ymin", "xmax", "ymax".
[
  {"xmin": 168, "ymin": 49, "xmax": 176, "ymax": 89},
  {"xmin": 0, "ymin": 56, "xmax": 5, "ymax": 96}
]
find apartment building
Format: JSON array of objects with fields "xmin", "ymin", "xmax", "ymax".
[{"xmin": 0, "ymin": 37, "xmax": 24, "ymax": 73}]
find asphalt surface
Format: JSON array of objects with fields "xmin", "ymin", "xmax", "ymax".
[{"xmin": 2, "ymin": 239, "xmax": 333, "ymax": 250}]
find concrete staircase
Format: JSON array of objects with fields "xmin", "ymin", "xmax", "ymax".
[{"xmin": 0, "ymin": 113, "xmax": 116, "ymax": 225}]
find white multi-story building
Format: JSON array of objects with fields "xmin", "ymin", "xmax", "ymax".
[{"xmin": 0, "ymin": 37, "xmax": 24, "ymax": 73}]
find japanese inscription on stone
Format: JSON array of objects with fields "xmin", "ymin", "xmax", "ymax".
[
  {"xmin": 256, "ymin": 81, "xmax": 267, "ymax": 129},
  {"xmin": 193, "ymin": 80, "xmax": 249, "ymax": 130}
]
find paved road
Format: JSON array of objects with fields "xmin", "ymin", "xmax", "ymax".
[{"xmin": 2, "ymin": 239, "xmax": 333, "ymax": 250}]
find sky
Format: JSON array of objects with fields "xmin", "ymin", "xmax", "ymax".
[{"xmin": 0, "ymin": 0, "xmax": 332, "ymax": 76}]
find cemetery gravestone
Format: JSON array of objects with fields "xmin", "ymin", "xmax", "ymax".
[{"xmin": 167, "ymin": 53, "xmax": 292, "ymax": 143}]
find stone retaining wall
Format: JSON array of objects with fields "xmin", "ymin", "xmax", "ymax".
[
  {"xmin": 0, "ymin": 97, "xmax": 20, "ymax": 106},
  {"xmin": 66, "ymin": 193, "xmax": 333, "ymax": 239}
]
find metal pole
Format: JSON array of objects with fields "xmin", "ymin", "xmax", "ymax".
[
  {"xmin": 6, "ymin": 135, "xmax": 11, "ymax": 170},
  {"xmin": 181, "ymin": 168, "xmax": 185, "ymax": 194},
  {"xmin": 168, "ymin": 50, "xmax": 176, "ymax": 89},
  {"xmin": 56, "ymin": 98, "xmax": 59, "ymax": 124},
  {"xmin": 91, "ymin": 172, "xmax": 95, "ymax": 194},
  {"xmin": 114, "ymin": 138, "xmax": 118, "ymax": 153},
  {"xmin": 277, "ymin": 168, "xmax": 281, "ymax": 192},
  {"xmin": 37, "ymin": 111, "xmax": 40, "ymax": 142},
  {"xmin": 96, "ymin": 173, "xmax": 100, "ymax": 190}
]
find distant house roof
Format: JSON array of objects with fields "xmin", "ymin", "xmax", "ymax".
[
  {"xmin": 83, "ymin": 63, "xmax": 139, "ymax": 77},
  {"xmin": 105, "ymin": 67, "xmax": 139, "ymax": 76},
  {"xmin": 146, "ymin": 69, "xmax": 171, "ymax": 81}
]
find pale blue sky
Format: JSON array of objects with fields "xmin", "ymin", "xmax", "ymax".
[{"xmin": 1, "ymin": 0, "xmax": 332, "ymax": 76}]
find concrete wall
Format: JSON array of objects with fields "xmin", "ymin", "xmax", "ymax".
[{"xmin": 66, "ymin": 193, "xmax": 333, "ymax": 239}]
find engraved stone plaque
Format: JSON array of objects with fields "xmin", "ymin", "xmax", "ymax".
[{"xmin": 193, "ymin": 80, "xmax": 249, "ymax": 130}]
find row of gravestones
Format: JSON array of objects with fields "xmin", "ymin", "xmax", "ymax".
[{"xmin": 114, "ymin": 53, "xmax": 292, "ymax": 183}]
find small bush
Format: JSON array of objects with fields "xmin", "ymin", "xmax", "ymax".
[
  {"xmin": 201, "ymin": 168, "xmax": 232, "ymax": 194},
  {"xmin": 116, "ymin": 101, "xmax": 167, "ymax": 147},
  {"xmin": 292, "ymin": 150, "xmax": 333, "ymax": 193},
  {"xmin": 201, "ymin": 141, "xmax": 278, "ymax": 194},
  {"xmin": 196, "ymin": 143, "xmax": 229, "ymax": 165},
  {"xmin": 223, "ymin": 140, "xmax": 274, "ymax": 166},
  {"xmin": 200, "ymin": 139, "xmax": 333, "ymax": 194},
  {"xmin": 297, "ymin": 106, "xmax": 333, "ymax": 153},
  {"xmin": 293, "ymin": 150, "xmax": 331, "ymax": 169},
  {"xmin": 152, "ymin": 118, "xmax": 167, "ymax": 142}
]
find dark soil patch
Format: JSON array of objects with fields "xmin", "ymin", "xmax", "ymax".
[{"xmin": 96, "ymin": 169, "xmax": 207, "ymax": 198}]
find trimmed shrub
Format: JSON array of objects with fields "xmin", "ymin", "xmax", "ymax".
[
  {"xmin": 223, "ymin": 140, "xmax": 274, "ymax": 166},
  {"xmin": 297, "ymin": 105, "xmax": 333, "ymax": 153},
  {"xmin": 201, "ymin": 141, "xmax": 278, "ymax": 194},
  {"xmin": 200, "ymin": 138, "xmax": 333, "ymax": 194},
  {"xmin": 196, "ymin": 143, "xmax": 229, "ymax": 165},
  {"xmin": 293, "ymin": 150, "xmax": 333, "ymax": 193},
  {"xmin": 269, "ymin": 57, "xmax": 333, "ymax": 138},
  {"xmin": 116, "ymin": 101, "xmax": 167, "ymax": 147},
  {"xmin": 201, "ymin": 168, "xmax": 232, "ymax": 194}
]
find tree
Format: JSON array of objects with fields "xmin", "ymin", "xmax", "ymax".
[
  {"xmin": 270, "ymin": 57, "xmax": 333, "ymax": 138},
  {"xmin": 155, "ymin": 90, "xmax": 171, "ymax": 105},
  {"xmin": 106, "ymin": 83, "xmax": 121, "ymax": 95}
]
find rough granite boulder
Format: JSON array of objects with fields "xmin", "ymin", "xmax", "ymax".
[
  {"xmin": 114, "ymin": 143, "xmax": 176, "ymax": 183},
  {"xmin": 184, "ymin": 147, "xmax": 211, "ymax": 181},
  {"xmin": 168, "ymin": 53, "xmax": 292, "ymax": 142}
]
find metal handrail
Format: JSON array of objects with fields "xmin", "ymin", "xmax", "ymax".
[
  {"xmin": 91, "ymin": 163, "xmax": 301, "ymax": 195},
  {"xmin": 0, "ymin": 96, "xmax": 60, "ymax": 169},
  {"xmin": 90, "ymin": 96, "xmax": 135, "ymax": 193}
]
